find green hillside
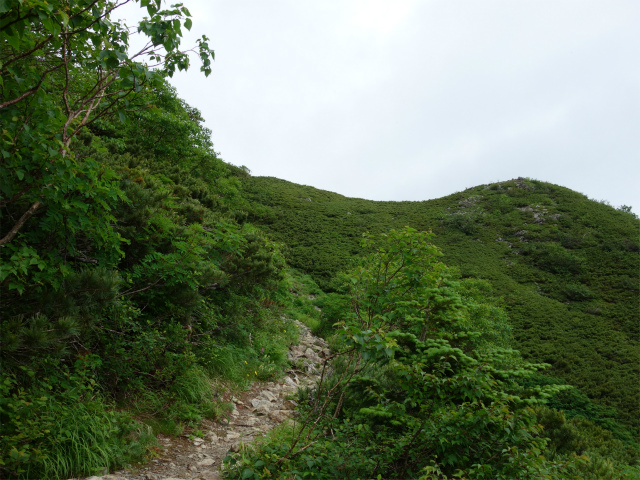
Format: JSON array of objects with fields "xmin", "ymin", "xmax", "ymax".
[{"xmin": 242, "ymin": 176, "xmax": 640, "ymax": 435}]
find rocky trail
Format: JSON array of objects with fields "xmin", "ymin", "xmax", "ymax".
[{"xmin": 78, "ymin": 321, "xmax": 329, "ymax": 480}]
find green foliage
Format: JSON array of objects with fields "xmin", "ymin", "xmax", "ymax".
[
  {"xmin": 0, "ymin": 0, "xmax": 213, "ymax": 293},
  {"xmin": 521, "ymin": 242, "xmax": 585, "ymax": 275},
  {"xmin": 536, "ymin": 406, "xmax": 640, "ymax": 479},
  {"xmin": 225, "ymin": 229, "xmax": 584, "ymax": 479}
]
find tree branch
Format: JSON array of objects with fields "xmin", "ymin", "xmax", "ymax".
[
  {"xmin": 0, "ymin": 35, "xmax": 54, "ymax": 72},
  {"xmin": 0, "ymin": 201, "xmax": 42, "ymax": 246},
  {"xmin": 0, "ymin": 63, "xmax": 63, "ymax": 110}
]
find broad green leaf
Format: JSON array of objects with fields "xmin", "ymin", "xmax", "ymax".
[
  {"xmin": 5, "ymin": 34, "xmax": 21, "ymax": 49},
  {"xmin": 241, "ymin": 468, "xmax": 254, "ymax": 479},
  {"xmin": 0, "ymin": 0, "xmax": 11, "ymax": 14}
]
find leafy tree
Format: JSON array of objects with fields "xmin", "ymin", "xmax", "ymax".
[
  {"xmin": 0, "ymin": 0, "xmax": 214, "ymax": 292},
  {"xmin": 348, "ymin": 228, "xmax": 458, "ymax": 340}
]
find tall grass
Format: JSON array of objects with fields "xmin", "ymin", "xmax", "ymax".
[{"xmin": 1, "ymin": 381, "xmax": 155, "ymax": 480}]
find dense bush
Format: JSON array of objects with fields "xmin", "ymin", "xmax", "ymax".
[{"xmin": 224, "ymin": 229, "xmax": 593, "ymax": 479}]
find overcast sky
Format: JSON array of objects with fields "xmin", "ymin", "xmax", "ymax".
[{"xmin": 121, "ymin": 0, "xmax": 639, "ymax": 213}]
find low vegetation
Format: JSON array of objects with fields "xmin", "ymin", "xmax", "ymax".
[{"xmin": 224, "ymin": 229, "xmax": 638, "ymax": 479}]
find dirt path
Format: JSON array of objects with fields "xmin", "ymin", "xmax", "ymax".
[{"xmin": 80, "ymin": 321, "xmax": 328, "ymax": 480}]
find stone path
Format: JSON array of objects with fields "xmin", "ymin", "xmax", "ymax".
[{"xmin": 79, "ymin": 320, "xmax": 329, "ymax": 480}]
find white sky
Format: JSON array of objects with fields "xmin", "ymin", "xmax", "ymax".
[{"xmin": 119, "ymin": 0, "xmax": 640, "ymax": 213}]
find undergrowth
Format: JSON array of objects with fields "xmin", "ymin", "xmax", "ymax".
[{"xmin": 0, "ymin": 359, "xmax": 156, "ymax": 479}]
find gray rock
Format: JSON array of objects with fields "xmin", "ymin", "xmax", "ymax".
[
  {"xmin": 198, "ymin": 473, "xmax": 220, "ymax": 480},
  {"xmin": 198, "ymin": 458, "xmax": 216, "ymax": 466},
  {"xmin": 304, "ymin": 347, "xmax": 320, "ymax": 363},
  {"xmin": 261, "ymin": 390, "xmax": 277, "ymax": 402},
  {"xmin": 290, "ymin": 345, "xmax": 306, "ymax": 357},
  {"xmin": 306, "ymin": 363, "xmax": 318, "ymax": 374},
  {"xmin": 234, "ymin": 416, "xmax": 257, "ymax": 426},
  {"xmin": 250, "ymin": 399, "xmax": 272, "ymax": 414}
]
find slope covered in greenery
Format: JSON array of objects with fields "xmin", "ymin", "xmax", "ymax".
[{"xmin": 242, "ymin": 176, "xmax": 640, "ymax": 438}]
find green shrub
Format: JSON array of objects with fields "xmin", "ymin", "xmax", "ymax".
[
  {"xmin": 522, "ymin": 243, "xmax": 585, "ymax": 275},
  {"xmin": 224, "ymin": 229, "xmax": 583, "ymax": 479},
  {"xmin": 0, "ymin": 360, "xmax": 155, "ymax": 480}
]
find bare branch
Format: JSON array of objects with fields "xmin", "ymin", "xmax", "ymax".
[
  {"xmin": 0, "ymin": 201, "xmax": 43, "ymax": 247},
  {"xmin": 61, "ymin": 26, "xmax": 71, "ymax": 116}
]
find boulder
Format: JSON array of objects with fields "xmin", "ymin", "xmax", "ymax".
[
  {"xmin": 254, "ymin": 402, "xmax": 271, "ymax": 416},
  {"xmin": 304, "ymin": 348, "xmax": 321, "ymax": 363}
]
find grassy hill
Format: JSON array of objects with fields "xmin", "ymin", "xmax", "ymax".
[{"xmin": 241, "ymin": 175, "xmax": 640, "ymax": 437}]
